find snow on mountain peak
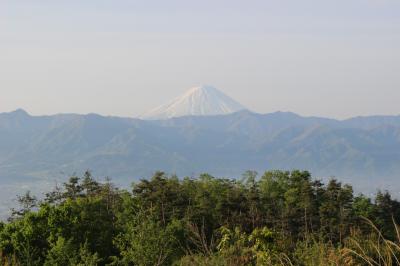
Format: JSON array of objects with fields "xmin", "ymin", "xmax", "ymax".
[{"xmin": 140, "ymin": 85, "xmax": 247, "ymax": 120}]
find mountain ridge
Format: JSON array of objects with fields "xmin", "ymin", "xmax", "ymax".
[{"xmin": 1, "ymin": 109, "xmax": 400, "ymax": 192}]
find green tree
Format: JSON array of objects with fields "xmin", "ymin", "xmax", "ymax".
[
  {"xmin": 319, "ymin": 179, "xmax": 353, "ymax": 243},
  {"xmin": 114, "ymin": 209, "xmax": 183, "ymax": 266},
  {"xmin": 10, "ymin": 191, "xmax": 38, "ymax": 221}
]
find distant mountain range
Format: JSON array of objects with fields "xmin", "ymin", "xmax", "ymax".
[{"xmin": 1, "ymin": 107, "xmax": 400, "ymax": 194}]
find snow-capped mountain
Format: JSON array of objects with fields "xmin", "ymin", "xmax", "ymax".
[{"xmin": 140, "ymin": 85, "xmax": 247, "ymax": 120}]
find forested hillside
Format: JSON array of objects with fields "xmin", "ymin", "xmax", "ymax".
[{"xmin": 1, "ymin": 170, "xmax": 400, "ymax": 265}]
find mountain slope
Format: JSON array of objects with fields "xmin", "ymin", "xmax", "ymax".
[
  {"xmin": 1, "ymin": 109, "xmax": 400, "ymax": 218},
  {"xmin": 1, "ymin": 110, "xmax": 400, "ymax": 190},
  {"xmin": 140, "ymin": 85, "xmax": 247, "ymax": 120}
]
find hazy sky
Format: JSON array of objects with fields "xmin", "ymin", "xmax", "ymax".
[{"xmin": 1, "ymin": 0, "xmax": 399, "ymax": 119}]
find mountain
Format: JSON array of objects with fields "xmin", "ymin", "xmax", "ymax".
[
  {"xmin": 140, "ymin": 85, "xmax": 247, "ymax": 120},
  {"xmin": 1, "ymin": 106, "xmax": 400, "ymax": 218},
  {"xmin": 1, "ymin": 109, "xmax": 400, "ymax": 194}
]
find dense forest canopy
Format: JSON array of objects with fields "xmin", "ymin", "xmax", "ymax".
[{"xmin": 1, "ymin": 170, "xmax": 400, "ymax": 265}]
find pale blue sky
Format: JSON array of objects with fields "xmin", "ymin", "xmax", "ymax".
[{"xmin": 1, "ymin": 0, "xmax": 399, "ymax": 119}]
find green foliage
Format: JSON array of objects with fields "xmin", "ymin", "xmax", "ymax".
[
  {"xmin": 293, "ymin": 237, "xmax": 344, "ymax": 266},
  {"xmin": 44, "ymin": 237, "xmax": 100, "ymax": 266},
  {"xmin": 114, "ymin": 209, "xmax": 184, "ymax": 266},
  {"xmin": 10, "ymin": 191, "xmax": 38, "ymax": 221},
  {"xmin": 1, "ymin": 170, "xmax": 400, "ymax": 265}
]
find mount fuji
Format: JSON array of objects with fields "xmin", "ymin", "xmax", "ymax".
[{"xmin": 140, "ymin": 85, "xmax": 247, "ymax": 120}]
